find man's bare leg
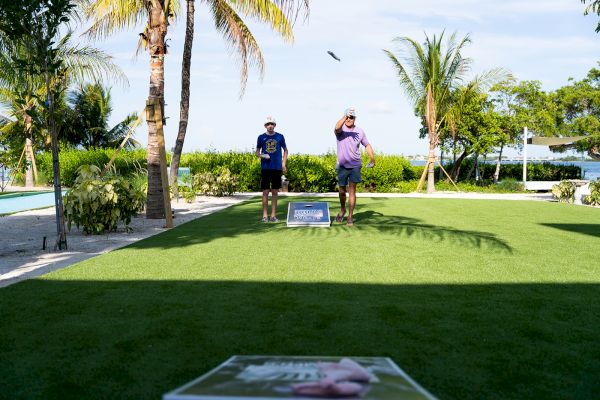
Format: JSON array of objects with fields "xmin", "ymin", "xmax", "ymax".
[
  {"xmin": 347, "ymin": 182, "xmax": 357, "ymax": 224},
  {"xmin": 262, "ymin": 189, "xmax": 270, "ymax": 219},
  {"xmin": 270, "ymin": 189, "xmax": 278, "ymax": 219},
  {"xmin": 337, "ymin": 185, "xmax": 347, "ymax": 222}
]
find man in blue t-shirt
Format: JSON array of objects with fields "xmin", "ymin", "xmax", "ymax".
[{"xmin": 255, "ymin": 116, "xmax": 288, "ymax": 223}]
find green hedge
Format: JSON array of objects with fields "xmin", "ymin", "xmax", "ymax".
[
  {"xmin": 36, "ymin": 148, "xmax": 147, "ymax": 187},
  {"xmin": 442, "ymin": 159, "xmax": 581, "ymax": 181},
  {"xmin": 34, "ymin": 149, "xmax": 582, "ymax": 192}
]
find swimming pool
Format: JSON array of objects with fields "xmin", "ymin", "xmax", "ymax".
[{"xmin": 0, "ymin": 191, "xmax": 65, "ymax": 215}]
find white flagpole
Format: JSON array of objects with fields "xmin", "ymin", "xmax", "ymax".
[{"xmin": 522, "ymin": 126, "xmax": 528, "ymax": 184}]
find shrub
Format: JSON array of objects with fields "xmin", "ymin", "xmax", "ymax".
[
  {"xmin": 36, "ymin": 148, "xmax": 147, "ymax": 187},
  {"xmin": 193, "ymin": 167, "xmax": 239, "ymax": 197},
  {"xmin": 583, "ymin": 179, "xmax": 600, "ymax": 206},
  {"xmin": 551, "ymin": 180, "xmax": 576, "ymax": 203},
  {"xmin": 63, "ymin": 165, "xmax": 147, "ymax": 234},
  {"xmin": 173, "ymin": 174, "xmax": 196, "ymax": 203},
  {"xmin": 495, "ymin": 178, "xmax": 525, "ymax": 192},
  {"xmin": 359, "ymin": 155, "xmax": 412, "ymax": 192},
  {"xmin": 286, "ymin": 154, "xmax": 337, "ymax": 192}
]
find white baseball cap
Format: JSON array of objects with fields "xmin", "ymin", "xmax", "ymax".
[
  {"xmin": 264, "ymin": 116, "xmax": 276, "ymax": 126},
  {"xmin": 344, "ymin": 107, "xmax": 356, "ymax": 117}
]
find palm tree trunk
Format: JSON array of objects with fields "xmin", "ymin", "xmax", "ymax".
[
  {"xmin": 145, "ymin": 0, "xmax": 169, "ymax": 219},
  {"xmin": 426, "ymin": 138, "xmax": 436, "ymax": 193},
  {"xmin": 493, "ymin": 143, "xmax": 504, "ymax": 183},
  {"xmin": 169, "ymin": 0, "xmax": 195, "ymax": 194},
  {"xmin": 45, "ymin": 59, "xmax": 67, "ymax": 250}
]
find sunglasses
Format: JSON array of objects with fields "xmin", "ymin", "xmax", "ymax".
[
  {"xmin": 347, "ymin": 116, "xmax": 355, "ymax": 120},
  {"xmin": 265, "ymin": 123, "xmax": 275, "ymax": 127}
]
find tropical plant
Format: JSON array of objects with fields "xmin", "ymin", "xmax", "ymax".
[
  {"xmin": 66, "ymin": 83, "xmax": 139, "ymax": 149},
  {"xmin": 383, "ymin": 31, "xmax": 507, "ymax": 192},
  {"xmin": 551, "ymin": 180, "xmax": 576, "ymax": 203},
  {"xmin": 81, "ymin": 0, "xmax": 309, "ymax": 217},
  {"xmin": 193, "ymin": 166, "xmax": 238, "ymax": 197},
  {"xmin": 583, "ymin": 178, "xmax": 600, "ymax": 206},
  {"xmin": 63, "ymin": 164, "xmax": 147, "ymax": 234}
]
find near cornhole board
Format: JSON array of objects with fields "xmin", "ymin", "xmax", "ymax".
[
  {"xmin": 163, "ymin": 355, "xmax": 437, "ymax": 400},
  {"xmin": 287, "ymin": 202, "xmax": 331, "ymax": 227}
]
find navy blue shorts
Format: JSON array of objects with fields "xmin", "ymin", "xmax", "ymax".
[
  {"xmin": 336, "ymin": 166, "xmax": 362, "ymax": 186},
  {"xmin": 261, "ymin": 169, "xmax": 282, "ymax": 190}
]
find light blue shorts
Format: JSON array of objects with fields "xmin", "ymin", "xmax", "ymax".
[{"xmin": 336, "ymin": 165, "xmax": 362, "ymax": 186}]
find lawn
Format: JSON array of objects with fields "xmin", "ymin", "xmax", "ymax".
[{"xmin": 1, "ymin": 197, "xmax": 599, "ymax": 399}]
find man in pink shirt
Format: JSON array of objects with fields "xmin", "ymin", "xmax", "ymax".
[{"xmin": 333, "ymin": 108, "xmax": 376, "ymax": 226}]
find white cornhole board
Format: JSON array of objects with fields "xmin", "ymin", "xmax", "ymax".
[
  {"xmin": 286, "ymin": 202, "xmax": 331, "ymax": 227},
  {"xmin": 163, "ymin": 355, "xmax": 437, "ymax": 400}
]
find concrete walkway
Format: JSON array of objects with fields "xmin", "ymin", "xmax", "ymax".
[{"xmin": 0, "ymin": 191, "xmax": 554, "ymax": 288}]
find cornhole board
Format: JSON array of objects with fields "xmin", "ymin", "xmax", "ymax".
[
  {"xmin": 163, "ymin": 355, "xmax": 437, "ymax": 400},
  {"xmin": 286, "ymin": 202, "xmax": 331, "ymax": 227}
]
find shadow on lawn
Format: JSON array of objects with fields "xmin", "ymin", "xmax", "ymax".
[
  {"xmin": 128, "ymin": 198, "xmax": 512, "ymax": 253},
  {"xmin": 539, "ymin": 223, "xmax": 600, "ymax": 238},
  {"xmin": 1, "ymin": 280, "xmax": 598, "ymax": 400}
]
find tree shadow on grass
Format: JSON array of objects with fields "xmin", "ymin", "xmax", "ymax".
[
  {"xmin": 352, "ymin": 210, "xmax": 513, "ymax": 253},
  {"xmin": 127, "ymin": 198, "xmax": 512, "ymax": 253},
  {"xmin": 539, "ymin": 223, "xmax": 600, "ymax": 238},
  {"xmin": 1, "ymin": 280, "xmax": 598, "ymax": 400}
]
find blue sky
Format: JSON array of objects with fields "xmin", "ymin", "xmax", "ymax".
[{"xmin": 93, "ymin": 1, "xmax": 600, "ymax": 157}]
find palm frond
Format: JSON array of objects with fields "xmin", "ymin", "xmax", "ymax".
[
  {"xmin": 81, "ymin": 0, "xmax": 152, "ymax": 41},
  {"xmin": 210, "ymin": 0, "xmax": 265, "ymax": 97},
  {"xmin": 58, "ymin": 32, "xmax": 128, "ymax": 87},
  {"xmin": 226, "ymin": 0, "xmax": 309, "ymax": 42},
  {"xmin": 382, "ymin": 49, "xmax": 420, "ymax": 104}
]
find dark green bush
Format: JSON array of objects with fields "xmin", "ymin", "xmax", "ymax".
[
  {"xmin": 36, "ymin": 148, "xmax": 147, "ymax": 187},
  {"xmin": 443, "ymin": 159, "xmax": 581, "ymax": 181},
  {"xmin": 359, "ymin": 155, "xmax": 413, "ymax": 192},
  {"xmin": 286, "ymin": 154, "xmax": 337, "ymax": 192},
  {"xmin": 181, "ymin": 151, "xmax": 259, "ymax": 191}
]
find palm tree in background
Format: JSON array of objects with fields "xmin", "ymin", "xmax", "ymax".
[
  {"xmin": 67, "ymin": 83, "xmax": 139, "ymax": 149},
  {"xmin": 384, "ymin": 31, "xmax": 506, "ymax": 193},
  {"xmin": 0, "ymin": 30, "xmax": 126, "ymax": 165},
  {"xmin": 81, "ymin": 0, "xmax": 309, "ymax": 218}
]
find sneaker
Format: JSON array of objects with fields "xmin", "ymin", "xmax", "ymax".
[
  {"xmin": 261, "ymin": 217, "xmax": 268, "ymax": 223},
  {"xmin": 269, "ymin": 217, "xmax": 280, "ymax": 223}
]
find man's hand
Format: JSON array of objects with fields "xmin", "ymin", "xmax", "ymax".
[
  {"xmin": 283, "ymin": 165, "xmax": 287, "ymax": 174},
  {"xmin": 365, "ymin": 161, "xmax": 375, "ymax": 168}
]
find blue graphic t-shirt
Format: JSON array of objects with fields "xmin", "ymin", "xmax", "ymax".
[{"xmin": 256, "ymin": 132, "xmax": 287, "ymax": 170}]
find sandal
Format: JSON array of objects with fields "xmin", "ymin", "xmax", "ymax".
[
  {"xmin": 335, "ymin": 211, "xmax": 346, "ymax": 223},
  {"xmin": 261, "ymin": 217, "xmax": 268, "ymax": 223},
  {"xmin": 346, "ymin": 219, "xmax": 354, "ymax": 226}
]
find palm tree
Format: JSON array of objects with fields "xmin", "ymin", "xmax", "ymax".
[
  {"xmin": 384, "ymin": 31, "xmax": 506, "ymax": 193},
  {"xmin": 81, "ymin": 0, "xmax": 309, "ymax": 218},
  {"xmin": 67, "ymin": 83, "xmax": 139, "ymax": 149},
  {"xmin": 0, "ymin": 30, "xmax": 126, "ymax": 172}
]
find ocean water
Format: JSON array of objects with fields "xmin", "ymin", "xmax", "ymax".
[{"xmin": 410, "ymin": 160, "xmax": 600, "ymax": 181}]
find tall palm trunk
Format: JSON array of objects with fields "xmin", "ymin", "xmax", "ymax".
[
  {"xmin": 425, "ymin": 87, "xmax": 437, "ymax": 193},
  {"xmin": 169, "ymin": 0, "xmax": 195, "ymax": 194},
  {"xmin": 145, "ymin": 0, "xmax": 169, "ymax": 219},
  {"xmin": 426, "ymin": 136, "xmax": 436, "ymax": 193}
]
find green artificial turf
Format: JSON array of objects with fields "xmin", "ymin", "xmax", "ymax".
[{"xmin": 1, "ymin": 197, "xmax": 599, "ymax": 399}]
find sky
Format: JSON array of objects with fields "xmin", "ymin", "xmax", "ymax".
[{"xmin": 85, "ymin": 1, "xmax": 600, "ymax": 157}]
